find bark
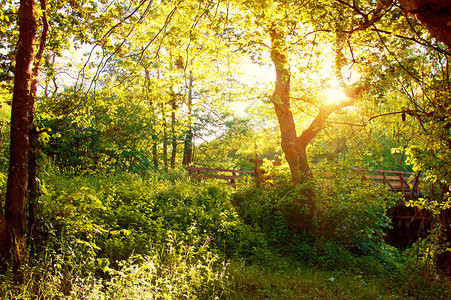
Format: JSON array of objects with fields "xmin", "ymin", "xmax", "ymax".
[
  {"xmin": 270, "ymin": 27, "xmax": 305, "ymax": 184},
  {"xmin": 28, "ymin": 0, "xmax": 48, "ymax": 255},
  {"xmin": 269, "ymin": 26, "xmax": 315, "ymax": 230},
  {"xmin": 144, "ymin": 69, "xmax": 159, "ymax": 169},
  {"xmin": 269, "ymin": 26, "xmax": 360, "ymax": 230},
  {"xmin": 1, "ymin": 0, "xmax": 37, "ymax": 269},
  {"xmin": 398, "ymin": 0, "xmax": 451, "ymax": 49},
  {"xmin": 170, "ymin": 98, "xmax": 177, "ymax": 169},
  {"xmin": 270, "ymin": 27, "xmax": 357, "ymax": 184},
  {"xmin": 161, "ymin": 103, "xmax": 168, "ymax": 168},
  {"xmin": 182, "ymin": 73, "xmax": 194, "ymax": 165}
]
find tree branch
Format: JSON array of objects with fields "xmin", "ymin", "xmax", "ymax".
[{"xmin": 298, "ymin": 96, "xmax": 355, "ymax": 147}]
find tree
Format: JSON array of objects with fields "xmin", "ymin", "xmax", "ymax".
[
  {"xmin": 28, "ymin": 0, "xmax": 48, "ymax": 254},
  {"xmin": 269, "ymin": 25, "xmax": 360, "ymax": 184},
  {"xmin": 331, "ymin": 0, "xmax": 451, "ymax": 273},
  {"xmin": 398, "ymin": 0, "xmax": 451, "ymax": 48},
  {"xmin": 0, "ymin": 0, "xmax": 36, "ymax": 269}
]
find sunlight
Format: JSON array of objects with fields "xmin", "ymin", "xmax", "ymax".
[
  {"xmin": 238, "ymin": 62, "xmax": 275, "ymax": 85},
  {"xmin": 322, "ymin": 88, "xmax": 349, "ymax": 105}
]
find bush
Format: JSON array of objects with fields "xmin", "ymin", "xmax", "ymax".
[{"xmin": 233, "ymin": 167, "xmax": 402, "ymax": 273}]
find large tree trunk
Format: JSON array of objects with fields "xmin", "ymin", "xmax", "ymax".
[
  {"xmin": 269, "ymin": 26, "xmax": 359, "ymax": 230},
  {"xmin": 270, "ymin": 27, "xmax": 309, "ymax": 185},
  {"xmin": 270, "ymin": 27, "xmax": 356, "ymax": 184},
  {"xmin": 269, "ymin": 26, "xmax": 316, "ymax": 231},
  {"xmin": 398, "ymin": 0, "xmax": 451, "ymax": 48},
  {"xmin": 1, "ymin": 0, "xmax": 37, "ymax": 270}
]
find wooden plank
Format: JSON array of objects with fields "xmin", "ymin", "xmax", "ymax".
[
  {"xmin": 399, "ymin": 175, "xmax": 411, "ymax": 194},
  {"xmin": 366, "ymin": 174, "xmax": 411, "ymax": 181},
  {"xmin": 354, "ymin": 168, "xmax": 414, "ymax": 175},
  {"xmin": 383, "ymin": 173, "xmax": 397, "ymax": 192},
  {"xmin": 192, "ymin": 174, "xmax": 236, "ymax": 180},
  {"xmin": 186, "ymin": 166, "xmax": 254, "ymax": 174}
]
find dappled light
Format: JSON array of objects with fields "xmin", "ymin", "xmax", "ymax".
[
  {"xmin": 1, "ymin": 0, "xmax": 451, "ymax": 298},
  {"xmin": 322, "ymin": 88, "xmax": 349, "ymax": 105}
]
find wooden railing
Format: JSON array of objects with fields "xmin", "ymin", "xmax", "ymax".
[
  {"xmin": 186, "ymin": 164, "xmax": 422, "ymax": 197},
  {"xmin": 354, "ymin": 168, "xmax": 421, "ymax": 200},
  {"xmin": 186, "ymin": 167, "xmax": 254, "ymax": 189}
]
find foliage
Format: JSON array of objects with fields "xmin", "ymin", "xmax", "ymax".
[
  {"xmin": 2, "ymin": 0, "xmax": 451, "ymax": 297},
  {"xmin": 39, "ymin": 89, "xmax": 157, "ymax": 175},
  {"xmin": 233, "ymin": 161, "xmax": 402, "ymax": 273},
  {"xmin": 1, "ymin": 168, "xmax": 451, "ymax": 298},
  {"xmin": 195, "ymin": 116, "xmax": 281, "ymax": 170}
]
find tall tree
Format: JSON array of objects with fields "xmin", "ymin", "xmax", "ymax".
[
  {"xmin": 28, "ymin": 0, "xmax": 48, "ymax": 254},
  {"xmin": 182, "ymin": 73, "xmax": 194, "ymax": 165},
  {"xmin": 1, "ymin": 0, "xmax": 36, "ymax": 269},
  {"xmin": 398, "ymin": 0, "xmax": 451, "ymax": 48}
]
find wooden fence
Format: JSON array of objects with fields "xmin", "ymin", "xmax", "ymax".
[
  {"xmin": 354, "ymin": 168, "xmax": 421, "ymax": 200},
  {"xmin": 186, "ymin": 167, "xmax": 254, "ymax": 189}
]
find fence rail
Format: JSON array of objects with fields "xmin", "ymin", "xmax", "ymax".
[
  {"xmin": 354, "ymin": 168, "xmax": 421, "ymax": 200},
  {"xmin": 186, "ymin": 167, "xmax": 254, "ymax": 188}
]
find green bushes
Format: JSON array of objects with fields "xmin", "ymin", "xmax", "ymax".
[
  {"xmin": 0, "ymin": 170, "xmax": 269, "ymax": 298},
  {"xmin": 2, "ymin": 168, "xmax": 451, "ymax": 298},
  {"xmin": 233, "ymin": 171, "xmax": 402, "ymax": 273}
]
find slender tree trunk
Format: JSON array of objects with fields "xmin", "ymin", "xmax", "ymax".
[
  {"xmin": 1, "ymin": 0, "xmax": 37, "ymax": 270},
  {"xmin": 144, "ymin": 69, "xmax": 159, "ymax": 170},
  {"xmin": 161, "ymin": 103, "xmax": 168, "ymax": 168},
  {"xmin": 28, "ymin": 0, "xmax": 48, "ymax": 255},
  {"xmin": 170, "ymin": 94, "xmax": 177, "ymax": 169},
  {"xmin": 152, "ymin": 133, "xmax": 159, "ymax": 169},
  {"xmin": 182, "ymin": 73, "xmax": 194, "ymax": 165},
  {"xmin": 170, "ymin": 111, "xmax": 177, "ymax": 168}
]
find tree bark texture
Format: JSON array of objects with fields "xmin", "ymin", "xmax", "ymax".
[
  {"xmin": 28, "ymin": 0, "xmax": 48, "ymax": 255},
  {"xmin": 270, "ymin": 27, "xmax": 309, "ymax": 185},
  {"xmin": 182, "ymin": 74, "xmax": 194, "ymax": 165},
  {"xmin": 398, "ymin": 0, "xmax": 451, "ymax": 49},
  {"xmin": 1, "ymin": 0, "xmax": 37, "ymax": 269},
  {"xmin": 170, "ymin": 99, "xmax": 177, "ymax": 169}
]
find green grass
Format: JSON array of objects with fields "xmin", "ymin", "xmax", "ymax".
[
  {"xmin": 2, "ymin": 171, "xmax": 451, "ymax": 299},
  {"xmin": 226, "ymin": 265, "xmax": 395, "ymax": 300}
]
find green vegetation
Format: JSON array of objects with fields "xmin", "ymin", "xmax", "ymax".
[
  {"xmin": 2, "ymin": 0, "xmax": 451, "ymax": 298},
  {"xmin": 1, "ymin": 169, "xmax": 451, "ymax": 299}
]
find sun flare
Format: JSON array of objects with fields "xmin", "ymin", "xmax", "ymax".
[{"xmin": 323, "ymin": 88, "xmax": 348, "ymax": 105}]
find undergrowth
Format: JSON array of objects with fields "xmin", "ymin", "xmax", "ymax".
[{"xmin": 1, "ymin": 168, "xmax": 451, "ymax": 299}]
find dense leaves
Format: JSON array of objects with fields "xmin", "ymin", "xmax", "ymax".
[{"xmin": 1, "ymin": 0, "xmax": 451, "ymax": 297}]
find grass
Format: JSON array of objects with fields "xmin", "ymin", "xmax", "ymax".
[
  {"xmin": 225, "ymin": 263, "xmax": 400, "ymax": 300},
  {"xmin": 2, "ymin": 172, "xmax": 451, "ymax": 299}
]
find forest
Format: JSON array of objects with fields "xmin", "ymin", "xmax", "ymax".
[{"xmin": 1, "ymin": 0, "xmax": 451, "ymax": 298}]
